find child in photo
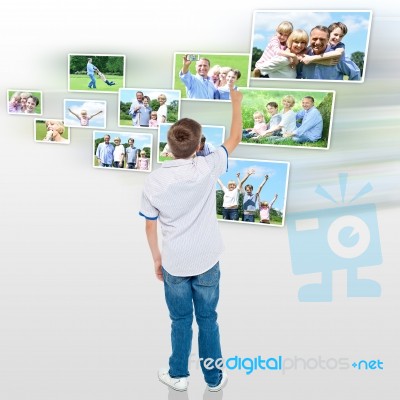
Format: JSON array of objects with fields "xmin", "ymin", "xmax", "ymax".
[
  {"xmin": 140, "ymin": 86, "xmax": 243, "ymax": 392},
  {"xmin": 250, "ymin": 102, "xmax": 282, "ymax": 140},
  {"xmin": 68, "ymin": 107, "xmax": 103, "ymax": 126},
  {"xmin": 96, "ymin": 70, "xmax": 116, "ymax": 86},
  {"xmin": 138, "ymin": 96, "xmax": 152, "ymax": 127},
  {"xmin": 149, "ymin": 111, "xmax": 159, "ymax": 128},
  {"xmin": 241, "ymin": 172, "xmax": 269, "ymax": 222},
  {"xmin": 24, "ymin": 96, "xmax": 40, "ymax": 114},
  {"xmin": 208, "ymin": 64, "xmax": 221, "ymax": 86},
  {"xmin": 217, "ymin": 69, "xmax": 241, "ymax": 100},
  {"xmin": 264, "ymin": 95, "xmax": 297, "ymax": 140},
  {"xmin": 253, "ymin": 21, "xmax": 294, "ymax": 78},
  {"xmin": 137, "ymin": 150, "xmax": 149, "ymax": 170},
  {"xmin": 259, "ymin": 194, "xmax": 278, "ymax": 224},
  {"xmin": 256, "ymin": 29, "xmax": 309, "ymax": 79},
  {"xmin": 8, "ymin": 92, "xmax": 22, "ymax": 113},
  {"xmin": 242, "ymin": 111, "xmax": 268, "ymax": 139}
]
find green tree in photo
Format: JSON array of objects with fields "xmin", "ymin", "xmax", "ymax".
[{"xmin": 351, "ymin": 51, "xmax": 365, "ymax": 77}]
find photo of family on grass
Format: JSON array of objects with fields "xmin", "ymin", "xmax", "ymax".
[
  {"xmin": 119, "ymin": 89, "xmax": 181, "ymax": 128},
  {"xmin": 93, "ymin": 131, "xmax": 152, "ymax": 171},
  {"xmin": 157, "ymin": 124, "xmax": 225, "ymax": 163},
  {"xmin": 216, "ymin": 158, "xmax": 290, "ymax": 226},
  {"xmin": 68, "ymin": 54, "xmax": 125, "ymax": 93},
  {"xmin": 173, "ymin": 52, "xmax": 250, "ymax": 101},
  {"xmin": 240, "ymin": 88, "xmax": 335, "ymax": 149},
  {"xmin": 250, "ymin": 10, "xmax": 371, "ymax": 82}
]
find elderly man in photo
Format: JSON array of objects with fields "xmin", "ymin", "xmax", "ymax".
[
  {"xmin": 283, "ymin": 96, "xmax": 323, "ymax": 143},
  {"xmin": 300, "ymin": 25, "xmax": 360, "ymax": 81},
  {"xmin": 96, "ymin": 134, "xmax": 114, "ymax": 167},
  {"xmin": 128, "ymin": 91, "xmax": 144, "ymax": 126},
  {"xmin": 179, "ymin": 55, "xmax": 219, "ymax": 99}
]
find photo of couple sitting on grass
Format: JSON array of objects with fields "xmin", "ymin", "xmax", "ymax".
[
  {"xmin": 240, "ymin": 88, "xmax": 334, "ymax": 149},
  {"xmin": 216, "ymin": 158, "xmax": 290, "ymax": 226}
]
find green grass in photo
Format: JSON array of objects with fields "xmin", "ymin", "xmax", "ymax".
[
  {"xmin": 8, "ymin": 90, "xmax": 42, "ymax": 114},
  {"xmin": 35, "ymin": 120, "xmax": 69, "ymax": 141},
  {"xmin": 69, "ymin": 74, "xmax": 123, "ymax": 92},
  {"xmin": 174, "ymin": 53, "xmax": 250, "ymax": 99},
  {"xmin": 241, "ymin": 89, "xmax": 332, "ymax": 148}
]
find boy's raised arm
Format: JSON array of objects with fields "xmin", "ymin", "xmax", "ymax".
[{"xmin": 223, "ymin": 87, "xmax": 243, "ymax": 154}]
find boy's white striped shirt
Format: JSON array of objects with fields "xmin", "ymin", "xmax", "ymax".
[{"xmin": 140, "ymin": 147, "xmax": 228, "ymax": 277}]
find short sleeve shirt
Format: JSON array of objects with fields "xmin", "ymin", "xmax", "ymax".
[{"xmin": 139, "ymin": 146, "xmax": 228, "ymax": 276}]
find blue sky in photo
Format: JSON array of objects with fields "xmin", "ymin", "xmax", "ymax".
[
  {"xmin": 158, "ymin": 124, "xmax": 225, "ymax": 147},
  {"xmin": 219, "ymin": 158, "xmax": 290, "ymax": 213},
  {"xmin": 93, "ymin": 131, "xmax": 152, "ymax": 150},
  {"xmin": 64, "ymin": 100, "xmax": 106, "ymax": 128},
  {"xmin": 119, "ymin": 89, "xmax": 181, "ymax": 105},
  {"xmin": 252, "ymin": 11, "xmax": 371, "ymax": 57}
]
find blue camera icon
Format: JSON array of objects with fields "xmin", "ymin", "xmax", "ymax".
[{"xmin": 287, "ymin": 203, "xmax": 382, "ymax": 302}]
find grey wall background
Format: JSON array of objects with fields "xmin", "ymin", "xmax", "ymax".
[{"xmin": 1, "ymin": 2, "xmax": 399, "ymax": 399}]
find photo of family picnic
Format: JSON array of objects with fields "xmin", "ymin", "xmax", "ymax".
[
  {"xmin": 173, "ymin": 52, "xmax": 250, "ymax": 100},
  {"xmin": 250, "ymin": 10, "xmax": 371, "ymax": 82},
  {"xmin": 8, "ymin": 90, "xmax": 42, "ymax": 115},
  {"xmin": 64, "ymin": 99, "xmax": 106, "ymax": 129},
  {"xmin": 216, "ymin": 158, "xmax": 290, "ymax": 226},
  {"xmin": 240, "ymin": 88, "xmax": 335, "ymax": 149},
  {"xmin": 158, "ymin": 124, "xmax": 225, "ymax": 163},
  {"xmin": 34, "ymin": 119, "xmax": 69, "ymax": 144},
  {"xmin": 119, "ymin": 89, "xmax": 181, "ymax": 128},
  {"xmin": 68, "ymin": 54, "xmax": 125, "ymax": 93},
  {"xmin": 93, "ymin": 131, "xmax": 152, "ymax": 171}
]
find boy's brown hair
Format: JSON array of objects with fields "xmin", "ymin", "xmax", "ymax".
[{"xmin": 167, "ymin": 118, "xmax": 202, "ymax": 159}]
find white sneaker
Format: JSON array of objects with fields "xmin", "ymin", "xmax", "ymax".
[
  {"xmin": 207, "ymin": 371, "xmax": 228, "ymax": 392},
  {"xmin": 158, "ymin": 368, "xmax": 188, "ymax": 392}
]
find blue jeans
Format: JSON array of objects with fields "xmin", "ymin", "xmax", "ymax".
[
  {"xmin": 162, "ymin": 262, "xmax": 223, "ymax": 387},
  {"xmin": 222, "ymin": 208, "xmax": 239, "ymax": 221},
  {"xmin": 88, "ymin": 74, "xmax": 96, "ymax": 88},
  {"xmin": 242, "ymin": 214, "xmax": 255, "ymax": 222}
]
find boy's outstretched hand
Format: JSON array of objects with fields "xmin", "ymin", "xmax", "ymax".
[{"xmin": 229, "ymin": 85, "xmax": 243, "ymax": 103}]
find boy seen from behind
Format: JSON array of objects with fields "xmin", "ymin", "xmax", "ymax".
[{"xmin": 139, "ymin": 86, "xmax": 243, "ymax": 393}]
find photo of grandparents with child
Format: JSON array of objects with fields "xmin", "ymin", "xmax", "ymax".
[
  {"xmin": 93, "ymin": 132, "xmax": 152, "ymax": 171},
  {"xmin": 119, "ymin": 89, "xmax": 181, "ymax": 128},
  {"xmin": 158, "ymin": 124, "xmax": 225, "ymax": 163},
  {"xmin": 8, "ymin": 90, "xmax": 42, "ymax": 115},
  {"xmin": 173, "ymin": 52, "xmax": 250, "ymax": 100},
  {"xmin": 250, "ymin": 10, "xmax": 371, "ymax": 82},
  {"xmin": 240, "ymin": 88, "xmax": 335, "ymax": 149},
  {"xmin": 216, "ymin": 158, "xmax": 290, "ymax": 226}
]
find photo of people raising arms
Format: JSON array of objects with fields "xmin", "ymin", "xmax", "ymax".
[{"xmin": 216, "ymin": 158, "xmax": 290, "ymax": 227}]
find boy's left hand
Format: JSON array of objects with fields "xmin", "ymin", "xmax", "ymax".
[{"xmin": 154, "ymin": 261, "xmax": 163, "ymax": 281}]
